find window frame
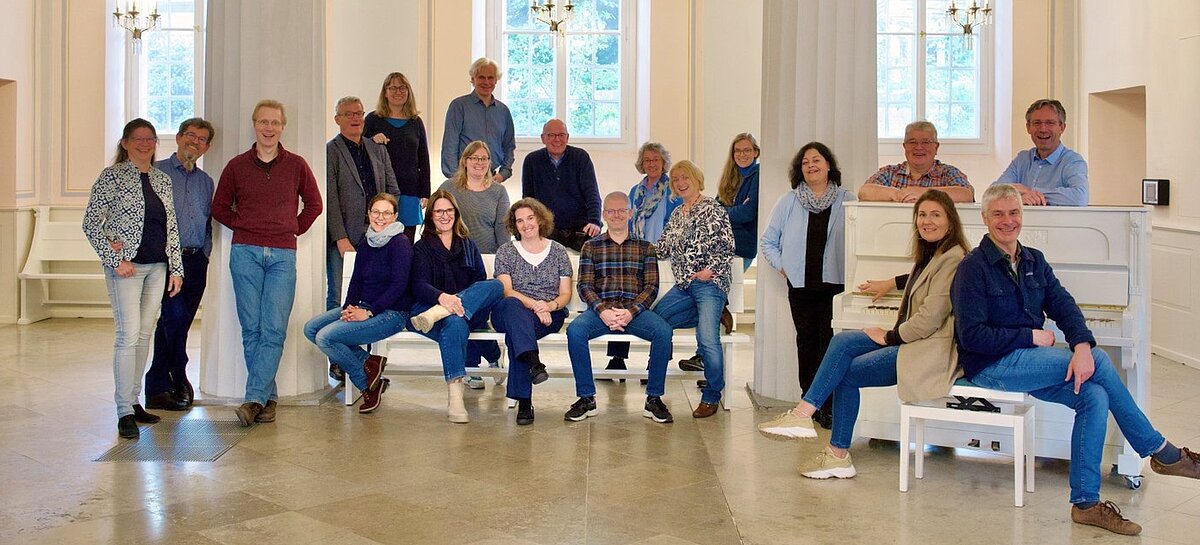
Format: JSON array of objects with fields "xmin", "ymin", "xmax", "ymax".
[
  {"xmin": 487, "ymin": 0, "xmax": 636, "ymax": 146},
  {"xmin": 123, "ymin": 0, "xmax": 206, "ymax": 154},
  {"xmin": 877, "ymin": 0, "xmax": 994, "ymax": 155}
]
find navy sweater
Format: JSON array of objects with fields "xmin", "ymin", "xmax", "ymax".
[
  {"xmin": 411, "ymin": 235, "xmax": 487, "ymax": 306},
  {"xmin": 723, "ymin": 165, "xmax": 760, "ymax": 259},
  {"xmin": 521, "ymin": 145, "xmax": 601, "ymax": 231},
  {"xmin": 344, "ymin": 234, "xmax": 414, "ymax": 313}
]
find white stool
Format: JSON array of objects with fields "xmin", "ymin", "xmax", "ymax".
[{"xmin": 899, "ymin": 380, "xmax": 1036, "ymax": 507}]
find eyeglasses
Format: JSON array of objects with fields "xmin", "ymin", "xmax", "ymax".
[
  {"xmin": 1029, "ymin": 120, "xmax": 1061, "ymax": 128},
  {"xmin": 733, "ymin": 147, "xmax": 756, "ymax": 156},
  {"xmin": 903, "ymin": 139, "xmax": 937, "ymax": 147},
  {"xmin": 127, "ymin": 136, "xmax": 158, "ymax": 144},
  {"xmin": 603, "ymin": 208, "xmax": 630, "ymax": 215},
  {"xmin": 543, "ymin": 132, "xmax": 568, "ymax": 139},
  {"xmin": 338, "ymin": 111, "xmax": 365, "ymax": 119},
  {"xmin": 465, "ymin": 155, "xmax": 490, "ymax": 163},
  {"xmin": 386, "ymin": 85, "xmax": 409, "ymax": 93},
  {"xmin": 432, "ymin": 208, "xmax": 455, "ymax": 217},
  {"xmin": 255, "ymin": 119, "xmax": 284, "ymax": 128},
  {"xmin": 369, "ymin": 209, "xmax": 396, "ymax": 218},
  {"xmin": 182, "ymin": 131, "xmax": 209, "ymax": 144}
]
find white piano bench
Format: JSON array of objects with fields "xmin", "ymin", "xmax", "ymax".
[{"xmin": 899, "ymin": 380, "xmax": 1036, "ymax": 507}]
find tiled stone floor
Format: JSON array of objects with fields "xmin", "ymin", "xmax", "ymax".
[{"xmin": 2, "ymin": 319, "xmax": 1200, "ymax": 544}]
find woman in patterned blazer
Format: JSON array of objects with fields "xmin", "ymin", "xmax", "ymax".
[{"xmin": 82, "ymin": 118, "xmax": 183, "ymax": 440}]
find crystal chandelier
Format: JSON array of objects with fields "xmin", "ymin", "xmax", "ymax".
[
  {"xmin": 531, "ymin": 0, "xmax": 575, "ymax": 36},
  {"xmin": 112, "ymin": 1, "xmax": 161, "ymax": 53},
  {"xmin": 946, "ymin": 0, "xmax": 993, "ymax": 50}
]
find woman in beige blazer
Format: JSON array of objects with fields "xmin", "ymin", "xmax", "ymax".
[{"xmin": 757, "ymin": 190, "xmax": 970, "ymax": 480}]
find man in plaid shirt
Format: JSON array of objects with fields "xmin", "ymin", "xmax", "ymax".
[
  {"xmin": 859, "ymin": 120, "xmax": 975, "ymax": 203},
  {"xmin": 564, "ymin": 192, "xmax": 678, "ymax": 423}
]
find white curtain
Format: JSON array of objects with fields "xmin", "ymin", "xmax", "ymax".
[{"xmin": 753, "ymin": 0, "xmax": 878, "ymax": 402}]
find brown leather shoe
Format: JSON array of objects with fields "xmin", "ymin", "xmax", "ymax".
[
  {"xmin": 254, "ymin": 400, "xmax": 277, "ymax": 423},
  {"xmin": 720, "ymin": 306, "xmax": 734, "ymax": 334},
  {"xmin": 1151, "ymin": 446, "xmax": 1200, "ymax": 479},
  {"xmin": 363, "ymin": 354, "xmax": 387, "ymax": 392},
  {"xmin": 234, "ymin": 402, "xmax": 262, "ymax": 427},
  {"xmin": 1071, "ymin": 500, "xmax": 1141, "ymax": 535},
  {"xmin": 692, "ymin": 402, "xmax": 720, "ymax": 419}
]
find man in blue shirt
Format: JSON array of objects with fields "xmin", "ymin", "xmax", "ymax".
[
  {"xmin": 521, "ymin": 118, "xmax": 602, "ymax": 251},
  {"xmin": 952, "ymin": 184, "xmax": 1199, "ymax": 536},
  {"xmin": 993, "ymin": 99, "xmax": 1089, "ymax": 206},
  {"xmin": 440, "ymin": 57, "xmax": 516, "ymax": 182},
  {"xmin": 144, "ymin": 118, "xmax": 215, "ymax": 411}
]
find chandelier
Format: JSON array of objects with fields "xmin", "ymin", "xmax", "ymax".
[
  {"xmin": 531, "ymin": 0, "xmax": 575, "ymax": 36},
  {"xmin": 112, "ymin": 1, "xmax": 161, "ymax": 53},
  {"xmin": 946, "ymin": 0, "xmax": 992, "ymax": 49}
]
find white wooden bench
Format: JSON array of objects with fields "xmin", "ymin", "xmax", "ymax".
[
  {"xmin": 18, "ymin": 206, "xmax": 108, "ymax": 324},
  {"xmin": 338, "ymin": 251, "xmax": 750, "ymax": 409}
]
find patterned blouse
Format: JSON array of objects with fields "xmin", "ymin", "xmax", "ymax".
[
  {"xmin": 82, "ymin": 161, "xmax": 184, "ymax": 277},
  {"xmin": 657, "ymin": 195, "xmax": 735, "ymax": 293},
  {"xmin": 493, "ymin": 239, "xmax": 573, "ymax": 301}
]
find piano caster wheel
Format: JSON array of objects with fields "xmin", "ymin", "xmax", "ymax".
[{"xmin": 1125, "ymin": 476, "xmax": 1143, "ymax": 490}]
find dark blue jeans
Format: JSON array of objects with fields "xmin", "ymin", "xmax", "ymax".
[
  {"xmin": 567, "ymin": 308, "xmax": 673, "ymax": 398},
  {"xmin": 145, "ymin": 250, "xmax": 208, "ymax": 398},
  {"xmin": 489, "ymin": 297, "xmax": 566, "ymax": 399},
  {"xmin": 410, "ymin": 280, "xmax": 503, "ymax": 382},
  {"xmin": 653, "ymin": 281, "xmax": 728, "ymax": 405},
  {"xmin": 304, "ymin": 308, "xmax": 409, "ymax": 391}
]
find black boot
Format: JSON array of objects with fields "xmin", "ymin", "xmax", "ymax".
[
  {"xmin": 521, "ymin": 351, "xmax": 549, "ymax": 385},
  {"xmin": 516, "ymin": 398, "xmax": 535, "ymax": 425}
]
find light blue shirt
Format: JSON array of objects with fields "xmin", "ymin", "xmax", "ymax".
[
  {"xmin": 760, "ymin": 187, "xmax": 853, "ymax": 287},
  {"xmin": 155, "ymin": 154, "xmax": 214, "ymax": 256},
  {"xmin": 440, "ymin": 92, "xmax": 516, "ymax": 180},
  {"xmin": 993, "ymin": 144, "xmax": 1089, "ymax": 206}
]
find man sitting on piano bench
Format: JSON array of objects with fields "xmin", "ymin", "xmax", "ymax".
[{"xmin": 951, "ymin": 183, "xmax": 1199, "ymax": 536}]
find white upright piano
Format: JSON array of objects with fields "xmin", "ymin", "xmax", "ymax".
[{"xmin": 832, "ymin": 202, "xmax": 1151, "ymax": 484}]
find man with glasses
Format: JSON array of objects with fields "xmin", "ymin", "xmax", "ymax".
[
  {"xmin": 143, "ymin": 117, "xmax": 215, "ymax": 411},
  {"xmin": 565, "ymin": 191, "xmax": 677, "ymax": 423},
  {"xmin": 521, "ymin": 118, "xmax": 602, "ymax": 251},
  {"xmin": 859, "ymin": 120, "xmax": 975, "ymax": 203},
  {"xmin": 326, "ymin": 96, "xmax": 400, "ymax": 311},
  {"xmin": 441, "ymin": 57, "xmax": 516, "ymax": 182},
  {"xmin": 993, "ymin": 98, "xmax": 1089, "ymax": 206},
  {"xmin": 212, "ymin": 99, "xmax": 323, "ymax": 426}
]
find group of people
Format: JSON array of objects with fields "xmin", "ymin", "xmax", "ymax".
[{"xmin": 82, "ymin": 59, "xmax": 1198, "ymax": 536}]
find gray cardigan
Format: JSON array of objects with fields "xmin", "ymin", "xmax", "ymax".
[{"xmin": 326, "ymin": 135, "xmax": 400, "ymax": 246}]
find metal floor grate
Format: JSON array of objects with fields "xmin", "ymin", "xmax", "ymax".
[{"xmin": 94, "ymin": 419, "xmax": 252, "ymax": 462}]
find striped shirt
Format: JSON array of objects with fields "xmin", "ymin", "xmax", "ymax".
[
  {"xmin": 577, "ymin": 232, "xmax": 659, "ymax": 316},
  {"xmin": 865, "ymin": 160, "xmax": 971, "ymax": 190}
]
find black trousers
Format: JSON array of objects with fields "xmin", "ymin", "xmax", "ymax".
[
  {"xmin": 549, "ymin": 228, "xmax": 589, "ymax": 252},
  {"xmin": 787, "ymin": 282, "xmax": 844, "ymax": 413},
  {"xmin": 145, "ymin": 250, "xmax": 208, "ymax": 397}
]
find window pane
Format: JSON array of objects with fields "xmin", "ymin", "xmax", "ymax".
[
  {"xmin": 571, "ymin": 0, "xmax": 621, "ymax": 32},
  {"xmin": 925, "ymin": 0, "xmax": 955, "ymax": 34},
  {"xmin": 506, "ymin": 0, "xmax": 538, "ymax": 29},
  {"xmin": 877, "ymin": 0, "xmax": 916, "ymax": 33},
  {"xmin": 170, "ymin": 62, "xmax": 193, "ymax": 96},
  {"xmin": 568, "ymin": 101, "xmax": 595, "ymax": 136},
  {"xmin": 594, "ymin": 102, "xmax": 620, "ymax": 137},
  {"xmin": 147, "ymin": 98, "xmax": 169, "ymax": 130},
  {"xmin": 510, "ymin": 100, "xmax": 555, "ymax": 137},
  {"xmin": 170, "ymin": 98, "xmax": 194, "ymax": 129}
]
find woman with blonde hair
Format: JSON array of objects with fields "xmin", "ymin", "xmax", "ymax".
[
  {"xmin": 365, "ymin": 72, "xmax": 430, "ymax": 240},
  {"xmin": 716, "ymin": 133, "xmax": 761, "ymax": 271}
]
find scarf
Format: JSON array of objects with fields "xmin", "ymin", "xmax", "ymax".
[
  {"xmin": 795, "ymin": 183, "xmax": 838, "ymax": 214},
  {"xmin": 365, "ymin": 221, "xmax": 406, "ymax": 248},
  {"xmin": 631, "ymin": 174, "xmax": 669, "ymax": 240}
]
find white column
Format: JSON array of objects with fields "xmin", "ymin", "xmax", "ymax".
[
  {"xmin": 199, "ymin": 0, "xmax": 329, "ymax": 400},
  {"xmin": 753, "ymin": 0, "xmax": 878, "ymax": 402}
]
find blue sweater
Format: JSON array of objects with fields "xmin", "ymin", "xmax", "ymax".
[
  {"xmin": 410, "ymin": 235, "xmax": 487, "ymax": 306},
  {"xmin": 950, "ymin": 235, "xmax": 1095, "ymax": 378},
  {"xmin": 759, "ymin": 187, "xmax": 852, "ymax": 287},
  {"xmin": 521, "ymin": 145, "xmax": 601, "ymax": 231},
  {"xmin": 724, "ymin": 165, "xmax": 760, "ymax": 259},
  {"xmin": 344, "ymin": 234, "xmax": 414, "ymax": 314}
]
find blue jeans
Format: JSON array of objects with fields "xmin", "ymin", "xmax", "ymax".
[
  {"xmin": 410, "ymin": 280, "xmax": 503, "ymax": 382},
  {"xmin": 104, "ymin": 262, "xmax": 167, "ymax": 418},
  {"xmin": 970, "ymin": 347, "xmax": 1165, "ymax": 505},
  {"xmin": 653, "ymin": 281, "xmax": 727, "ymax": 404},
  {"xmin": 325, "ymin": 242, "xmax": 345, "ymax": 311},
  {"xmin": 800, "ymin": 330, "xmax": 900, "ymax": 449},
  {"xmin": 567, "ymin": 308, "xmax": 673, "ymax": 398},
  {"xmin": 229, "ymin": 244, "xmax": 297, "ymax": 405},
  {"xmin": 304, "ymin": 308, "xmax": 409, "ymax": 391},
  {"xmin": 489, "ymin": 297, "xmax": 566, "ymax": 399},
  {"xmin": 146, "ymin": 251, "xmax": 208, "ymax": 398}
]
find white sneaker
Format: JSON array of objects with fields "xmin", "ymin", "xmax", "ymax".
[
  {"xmin": 464, "ymin": 375, "xmax": 485, "ymax": 389},
  {"xmin": 799, "ymin": 446, "xmax": 857, "ymax": 479},
  {"xmin": 757, "ymin": 409, "xmax": 817, "ymax": 440}
]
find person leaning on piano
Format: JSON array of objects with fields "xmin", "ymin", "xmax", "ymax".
[
  {"xmin": 757, "ymin": 190, "xmax": 968, "ymax": 480},
  {"xmin": 950, "ymin": 183, "xmax": 1199, "ymax": 536}
]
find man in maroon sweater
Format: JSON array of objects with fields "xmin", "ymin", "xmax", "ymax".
[{"xmin": 212, "ymin": 99, "xmax": 323, "ymax": 426}]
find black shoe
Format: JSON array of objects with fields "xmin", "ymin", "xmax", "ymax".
[
  {"xmin": 145, "ymin": 391, "xmax": 188, "ymax": 411},
  {"xmin": 530, "ymin": 362, "xmax": 549, "ymax": 385},
  {"xmin": 813, "ymin": 409, "xmax": 833, "ymax": 430},
  {"xmin": 600, "ymin": 357, "xmax": 626, "ymax": 383},
  {"xmin": 117, "ymin": 415, "xmax": 139, "ymax": 438},
  {"xmin": 564, "ymin": 396, "xmax": 598, "ymax": 421},
  {"xmin": 329, "ymin": 364, "xmax": 346, "ymax": 383},
  {"xmin": 517, "ymin": 398, "xmax": 535, "ymax": 425},
  {"xmin": 678, "ymin": 354, "xmax": 705, "ymax": 372},
  {"xmin": 131, "ymin": 404, "xmax": 160, "ymax": 423},
  {"xmin": 643, "ymin": 396, "xmax": 673, "ymax": 423},
  {"xmin": 173, "ymin": 377, "xmax": 195, "ymax": 407}
]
